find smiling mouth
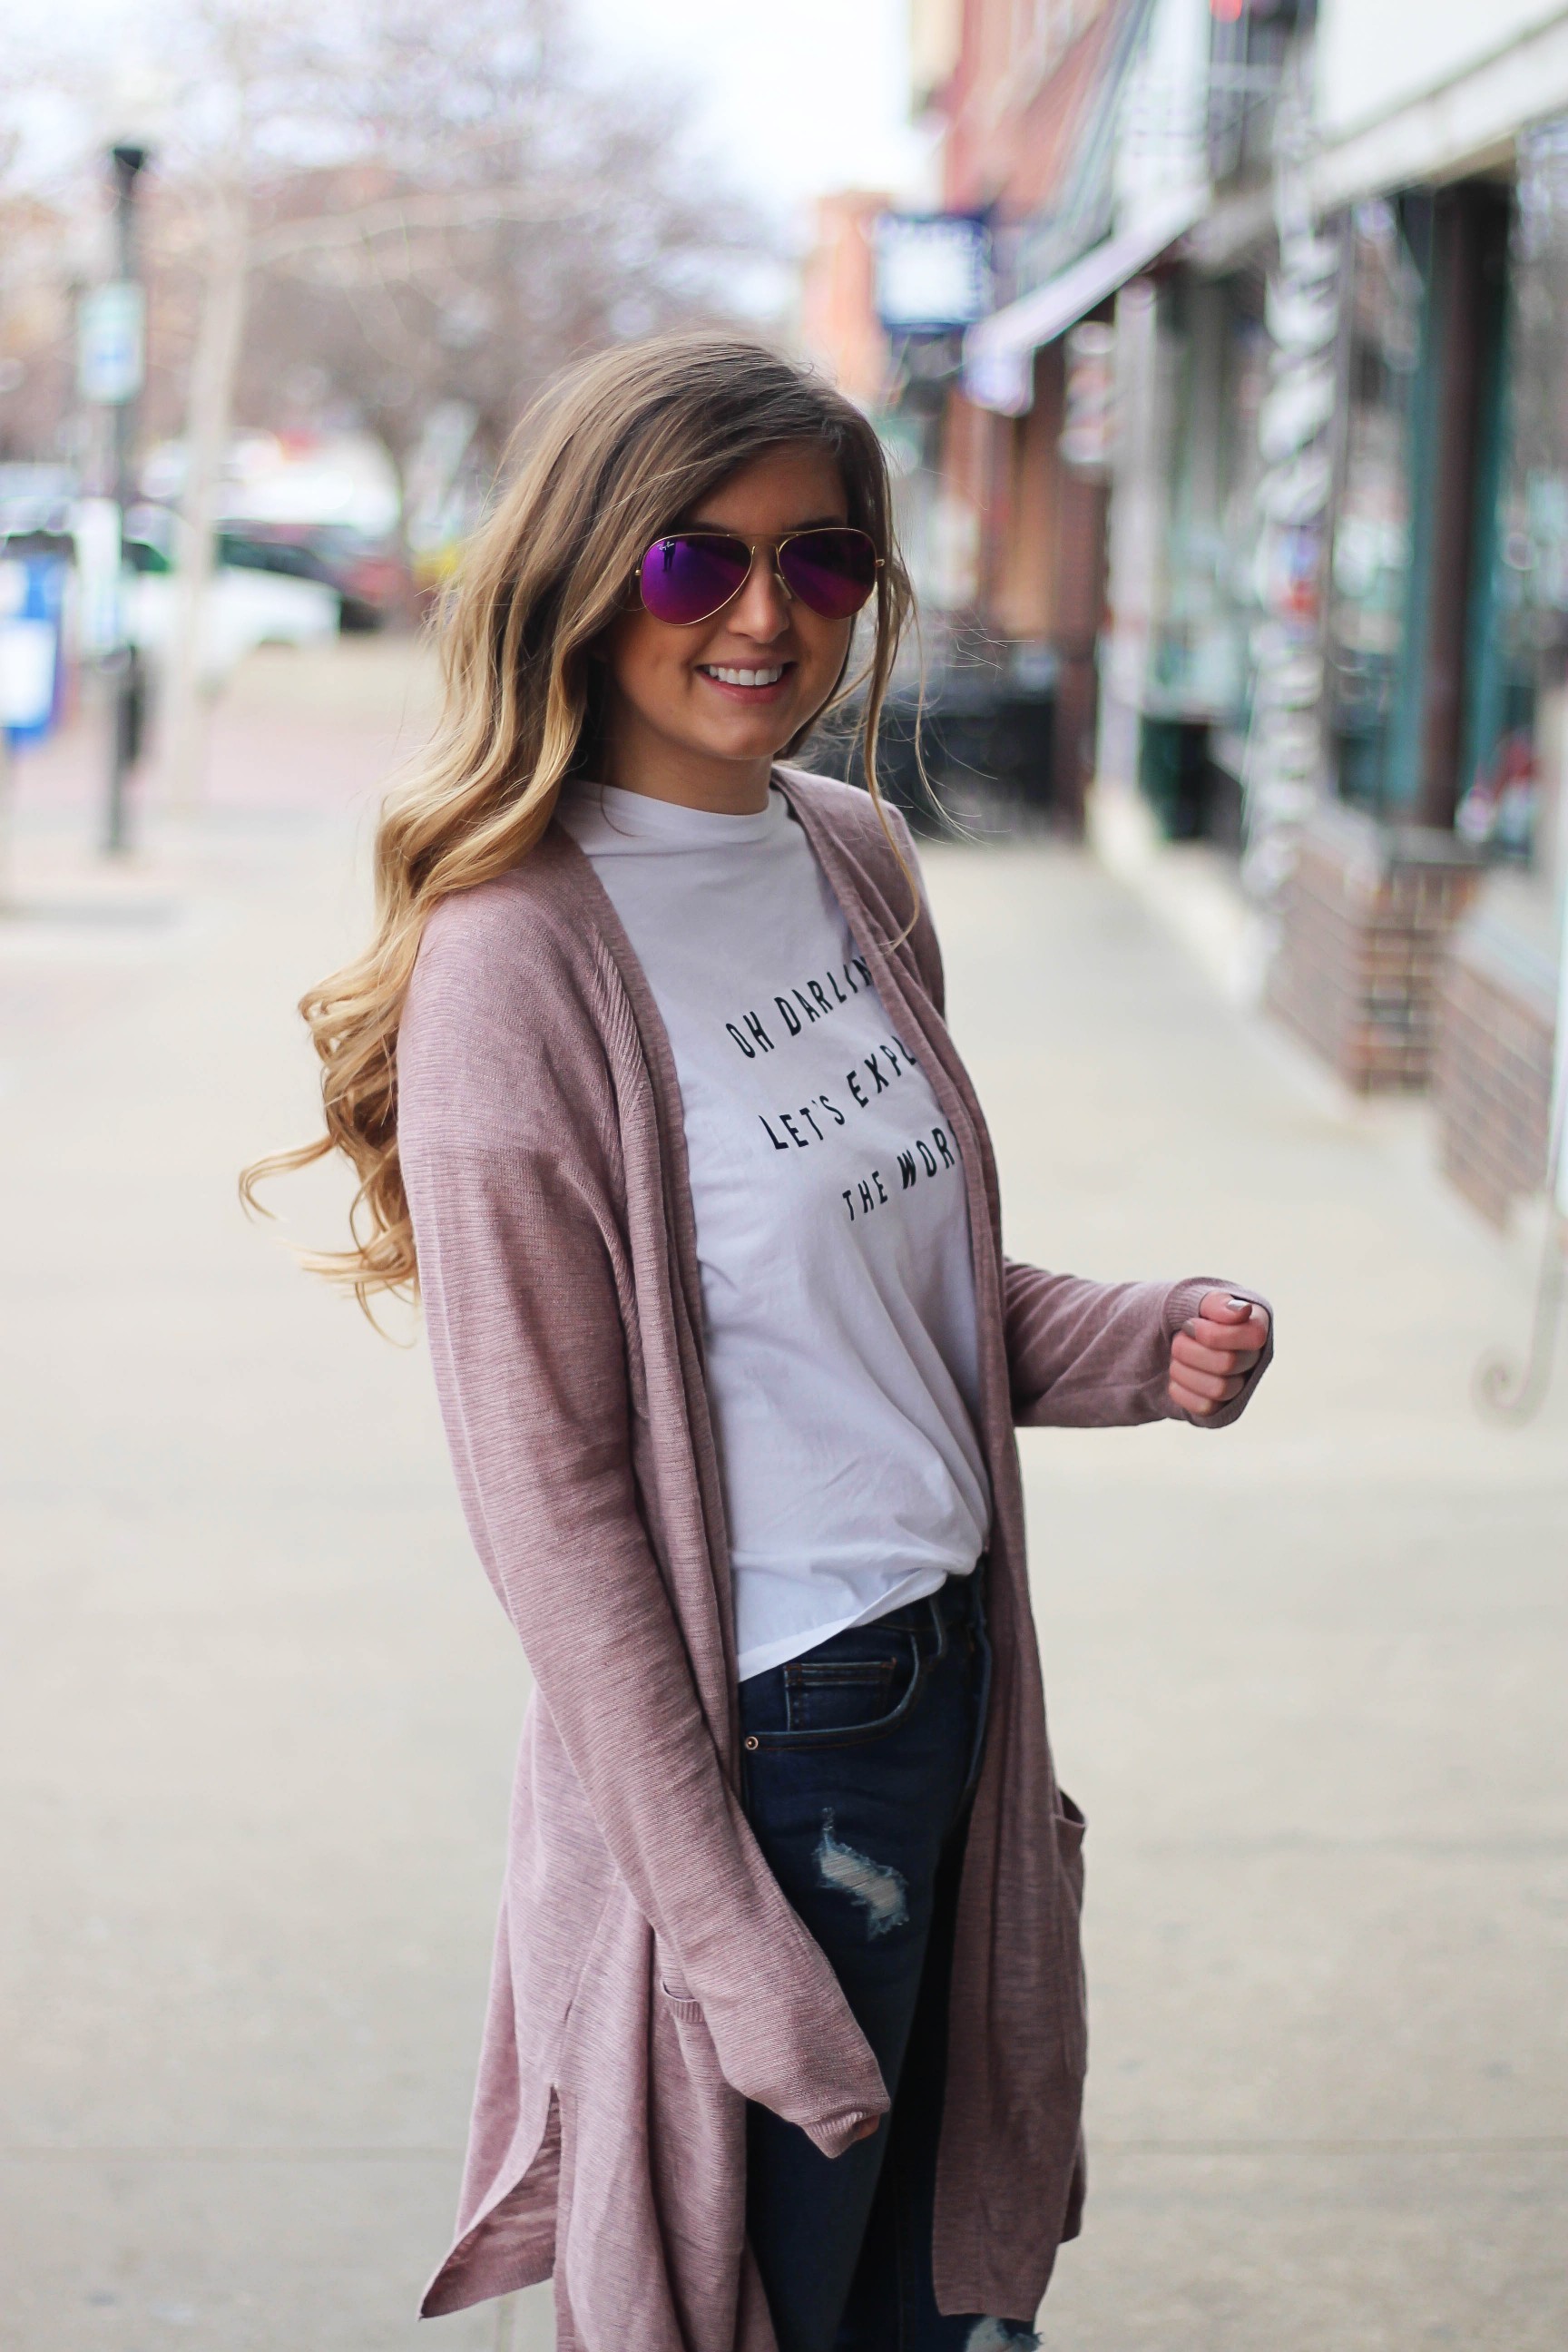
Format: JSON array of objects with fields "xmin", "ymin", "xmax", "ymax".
[{"xmin": 697, "ymin": 662, "xmax": 791, "ymax": 689}]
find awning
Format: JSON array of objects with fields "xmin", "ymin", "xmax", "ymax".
[{"xmin": 962, "ymin": 186, "xmax": 1207, "ymax": 416}]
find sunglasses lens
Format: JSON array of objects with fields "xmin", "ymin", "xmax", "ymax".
[
  {"xmin": 778, "ymin": 528, "xmax": 878, "ymax": 620},
  {"xmin": 640, "ymin": 533, "xmax": 751, "ymax": 624}
]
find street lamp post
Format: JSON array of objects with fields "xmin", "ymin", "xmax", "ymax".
[{"xmin": 104, "ymin": 142, "xmax": 150, "ymax": 857}]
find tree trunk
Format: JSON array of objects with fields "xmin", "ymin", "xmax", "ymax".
[{"xmin": 161, "ymin": 195, "xmax": 250, "ymax": 811}]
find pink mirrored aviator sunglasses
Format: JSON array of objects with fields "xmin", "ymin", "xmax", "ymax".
[{"xmin": 637, "ymin": 525, "xmax": 883, "ymax": 629}]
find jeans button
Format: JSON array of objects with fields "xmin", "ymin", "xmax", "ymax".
[{"xmin": 744, "ymin": 1735, "xmax": 760, "ymax": 1751}]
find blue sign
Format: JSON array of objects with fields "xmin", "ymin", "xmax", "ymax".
[
  {"xmin": 0, "ymin": 555, "xmax": 69, "ymax": 743},
  {"xmin": 78, "ymin": 280, "xmax": 145, "ymax": 406}
]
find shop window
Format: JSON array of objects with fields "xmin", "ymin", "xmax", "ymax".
[
  {"xmin": 1137, "ymin": 270, "xmax": 1266, "ymax": 844},
  {"xmin": 1458, "ymin": 123, "xmax": 1568, "ymax": 869},
  {"xmin": 1327, "ymin": 181, "xmax": 1513, "ymax": 830},
  {"xmin": 1324, "ymin": 200, "xmax": 1422, "ymax": 815}
]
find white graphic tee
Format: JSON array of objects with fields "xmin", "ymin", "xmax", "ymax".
[{"xmin": 557, "ymin": 781, "xmax": 991, "ymax": 1681}]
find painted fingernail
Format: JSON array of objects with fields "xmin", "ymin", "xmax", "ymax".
[{"xmin": 1228, "ymin": 1294, "xmax": 1250, "ymax": 1309}]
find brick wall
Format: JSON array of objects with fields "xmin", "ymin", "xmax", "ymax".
[
  {"xmin": 1267, "ymin": 803, "xmax": 1484, "ymax": 1092},
  {"xmin": 1434, "ymin": 883, "xmax": 1558, "ymax": 1228}
]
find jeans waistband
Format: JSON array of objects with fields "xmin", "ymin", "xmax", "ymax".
[{"xmin": 872, "ymin": 1554, "xmax": 987, "ymax": 1638}]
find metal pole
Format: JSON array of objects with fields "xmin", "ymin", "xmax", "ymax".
[{"xmin": 105, "ymin": 142, "xmax": 148, "ymax": 858}]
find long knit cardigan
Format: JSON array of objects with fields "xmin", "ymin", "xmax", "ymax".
[{"xmin": 397, "ymin": 768, "xmax": 1272, "ymax": 2347}]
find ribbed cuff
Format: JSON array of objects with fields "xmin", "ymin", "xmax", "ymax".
[{"xmin": 803, "ymin": 2106, "xmax": 885, "ymax": 2160}]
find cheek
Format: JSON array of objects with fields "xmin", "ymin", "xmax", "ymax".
[
  {"xmin": 799, "ymin": 616, "xmax": 854, "ymax": 691},
  {"xmin": 603, "ymin": 612, "xmax": 686, "ymax": 712}
]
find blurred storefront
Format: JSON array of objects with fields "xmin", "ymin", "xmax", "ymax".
[
  {"xmin": 1094, "ymin": 0, "xmax": 1567, "ymax": 1221},
  {"xmin": 804, "ymin": 0, "xmax": 1568, "ymax": 1232},
  {"xmin": 1092, "ymin": 0, "xmax": 1304, "ymax": 866},
  {"xmin": 915, "ymin": 0, "xmax": 1190, "ymax": 830},
  {"xmin": 1264, "ymin": 4, "xmax": 1568, "ymax": 1234},
  {"xmin": 1435, "ymin": 125, "xmax": 1568, "ymax": 1223},
  {"xmin": 793, "ymin": 0, "xmax": 1174, "ymax": 828},
  {"xmin": 828, "ymin": 0, "xmax": 1299, "ymax": 832}
]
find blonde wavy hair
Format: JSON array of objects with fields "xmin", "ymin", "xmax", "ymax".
[{"xmin": 241, "ymin": 330, "xmax": 916, "ymax": 1311}]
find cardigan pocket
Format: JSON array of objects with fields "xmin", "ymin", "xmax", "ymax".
[
  {"xmin": 1054, "ymin": 1791, "xmax": 1086, "ymax": 1906},
  {"xmin": 656, "ymin": 1940, "xmax": 719, "ymax": 2053},
  {"xmin": 1053, "ymin": 1793, "xmax": 1088, "ymax": 2080},
  {"xmin": 659, "ymin": 1976, "xmax": 729, "ymax": 2092},
  {"xmin": 654, "ymin": 1929, "xmax": 699, "ymax": 2012},
  {"xmin": 660, "ymin": 1976, "xmax": 704, "ymax": 2020}
]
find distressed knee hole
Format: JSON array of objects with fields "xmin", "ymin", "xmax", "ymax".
[{"xmin": 814, "ymin": 1811, "xmax": 908, "ymax": 1936}]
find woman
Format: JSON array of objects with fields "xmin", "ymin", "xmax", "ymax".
[{"xmin": 248, "ymin": 334, "xmax": 1271, "ymax": 2352}]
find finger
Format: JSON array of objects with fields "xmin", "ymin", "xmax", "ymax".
[
  {"xmin": 1200, "ymin": 1290, "xmax": 1257, "ymax": 1324},
  {"xmin": 1172, "ymin": 1360, "xmax": 1246, "ymax": 1399},
  {"xmin": 1170, "ymin": 1366, "xmax": 1245, "ymax": 1408},
  {"xmin": 1171, "ymin": 1385, "xmax": 1245, "ymax": 1419},
  {"xmin": 1169, "ymin": 1369, "xmax": 1209, "ymax": 1414},
  {"xmin": 1182, "ymin": 1324, "xmax": 1264, "ymax": 1366},
  {"xmin": 1187, "ymin": 1313, "xmax": 1269, "ymax": 1356},
  {"xmin": 1170, "ymin": 1376, "xmax": 1219, "ymax": 1416},
  {"xmin": 1195, "ymin": 1294, "xmax": 1269, "ymax": 1331},
  {"xmin": 1172, "ymin": 1332, "xmax": 1260, "ymax": 1377}
]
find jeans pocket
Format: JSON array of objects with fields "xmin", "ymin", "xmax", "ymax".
[
  {"xmin": 750, "ymin": 1629, "xmax": 926, "ymax": 1749},
  {"xmin": 783, "ymin": 1651, "xmax": 901, "ymax": 1734}
]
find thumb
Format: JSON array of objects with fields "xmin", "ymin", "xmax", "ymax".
[{"xmin": 1200, "ymin": 1290, "xmax": 1255, "ymax": 1323}]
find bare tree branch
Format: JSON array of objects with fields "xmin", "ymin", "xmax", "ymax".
[{"xmin": 250, "ymin": 180, "xmax": 602, "ymax": 265}]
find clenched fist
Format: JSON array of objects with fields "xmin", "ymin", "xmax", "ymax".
[{"xmin": 1169, "ymin": 1292, "xmax": 1271, "ymax": 1418}]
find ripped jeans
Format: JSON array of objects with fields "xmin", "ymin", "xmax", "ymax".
[{"xmin": 740, "ymin": 1567, "xmax": 1039, "ymax": 2352}]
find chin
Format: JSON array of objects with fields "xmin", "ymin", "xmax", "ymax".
[{"xmin": 698, "ymin": 722, "xmax": 803, "ymax": 762}]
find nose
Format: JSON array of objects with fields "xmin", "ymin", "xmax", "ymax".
[{"xmin": 728, "ymin": 548, "xmax": 792, "ymax": 642}]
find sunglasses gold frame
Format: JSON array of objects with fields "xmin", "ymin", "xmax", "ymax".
[{"xmin": 636, "ymin": 526, "xmax": 885, "ymax": 627}]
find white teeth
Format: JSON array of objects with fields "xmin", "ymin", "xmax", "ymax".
[{"xmin": 701, "ymin": 665, "xmax": 785, "ymax": 687}]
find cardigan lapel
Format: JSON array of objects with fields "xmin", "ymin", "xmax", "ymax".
[
  {"xmin": 533, "ymin": 822, "xmax": 744, "ymax": 1756},
  {"xmin": 771, "ymin": 772, "xmax": 1018, "ymax": 1475}
]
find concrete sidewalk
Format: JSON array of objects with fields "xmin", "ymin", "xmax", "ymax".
[
  {"xmin": 2, "ymin": 648, "xmax": 1563, "ymax": 2351},
  {"xmin": 937, "ymin": 845, "xmax": 1567, "ymax": 2351}
]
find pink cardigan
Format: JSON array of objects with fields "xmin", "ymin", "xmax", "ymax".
[{"xmin": 397, "ymin": 769, "xmax": 1271, "ymax": 2346}]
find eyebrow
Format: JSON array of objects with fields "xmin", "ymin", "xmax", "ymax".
[{"xmin": 682, "ymin": 510, "xmax": 849, "ymax": 531}]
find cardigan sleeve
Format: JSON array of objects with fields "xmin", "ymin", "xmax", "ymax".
[
  {"xmin": 397, "ymin": 926, "xmax": 888, "ymax": 2157},
  {"xmin": 1005, "ymin": 1261, "xmax": 1274, "ymax": 1430}
]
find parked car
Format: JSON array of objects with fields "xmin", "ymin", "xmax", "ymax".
[
  {"xmin": 0, "ymin": 463, "xmax": 76, "ymax": 544},
  {"xmin": 123, "ymin": 507, "xmax": 340, "ymax": 684},
  {"xmin": 215, "ymin": 521, "xmax": 409, "ymax": 632}
]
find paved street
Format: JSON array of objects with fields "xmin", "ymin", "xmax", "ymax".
[{"xmin": 3, "ymin": 642, "xmax": 1564, "ymax": 2352}]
